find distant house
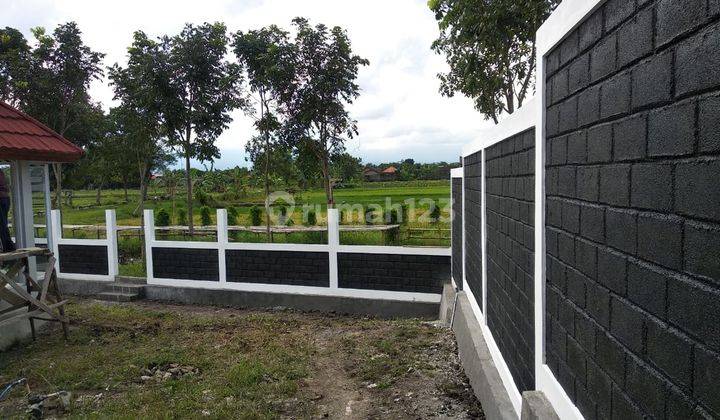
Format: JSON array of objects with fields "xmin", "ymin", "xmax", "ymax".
[{"xmin": 363, "ymin": 166, "xmax": 399, "ymax": 182}]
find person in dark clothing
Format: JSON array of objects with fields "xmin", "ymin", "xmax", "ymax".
[{"xmin": 0, "ymin": 171, "xmax": 16, "ymax": 252}]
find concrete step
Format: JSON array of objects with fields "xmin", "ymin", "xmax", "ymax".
[
  {"xmin": 114, "ymin": 276, "xmax": 147, "ymax": 285},
  {"xmin": 107, "ymin": 283, "xmax": 146, "ymax": 297},
  {"xmin": 95, "ymin": 292, "xmax": 142, "ymax": 302}
]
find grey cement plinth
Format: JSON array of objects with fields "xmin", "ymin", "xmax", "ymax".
[
  {"xmin": 438, "ymin": 282, "xmax": 457, "ymax": 325},
  {"xmin": 58, "ymin": 277, "xmax": 439, "ymax": 319},
  {"xmin": 0, "ymin": 302, "xmax": 47, "ymax": 351},
  {"xmin": 452, "ymin": 292, "xmax": 517, "ymax": 420},
  {"xmin": 521, "ymin": 391, "xmax": 559, "ymax": 420}
]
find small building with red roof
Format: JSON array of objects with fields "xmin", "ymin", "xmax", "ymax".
[
  {"xmin": 363, "ymin": 165, "xmax": 399, "ymax": 182},
  {"xmin": 0, "ymin": 101, "xmax": 83, "ymax": 265}
]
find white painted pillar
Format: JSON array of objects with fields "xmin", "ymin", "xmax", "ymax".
[
  {"xmin": 10, "ymin": 161, "xmax": 36, "ymax": 275},
  {"xmin": 327, "ymin": 208, "xmax": 340, "ymax": 289},
  {"xmin": 43, "ymin": 164, "xmax": 53, "ymax": 252},
  {"xmin": 143, "ymin": 209, "xmax": 155, "ymax": 283},
  {"xmin": 480, "ymin": 149, "xmax": 488, "ymax": 321},
  {"xmin": 106, "ymin": 209, "xmax": 118, "ymax": 278},
  {"xmin": 534, "ymin": 51, "xmax": 547, "ymax": 389},
  {"xmin": 50, "ymin": 209, "xmax": 62, "ymax": 274},
  {"xmin": 217, "ymin": 209, "xmax": 227, "ymax": 284}
]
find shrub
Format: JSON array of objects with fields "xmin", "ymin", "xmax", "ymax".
[
  {"xmin": 195, "ymin": 189, "xmax": 209, "ymax": 206},
  {"xmin": 227, "ymin": 207, "xmax": 238, "ymax": 226},
  {"xmin": 430, "ymin": 202, "xmax": 441, "ymax": 223},
  {"xmin": 155, "ymin": 208, "xmax": 170, "ymax": 227},
  {"xmin": 386, "ymin": 208, "xmax": 400, "ymax": 225},
  {"xmin": 305, "ymin": 210, "xmax": 317, "ymax": 226},
  {"xmin": 200, "ymin": 206, "xmax": 212, "ymax": 226},
  {"xmin": 400, "ymin": 203, "xmax": 409, "ymax": 223},
  {"xmin": 340, "ymin": 209, "xmax": 347, "ymax": 224},
  {"xmin": 118, "ymin": 236, "xmax": 142, "ymax": 259},
  {"xmin": 364, "ymin": 207, "xmax": 375, "ymax": 225},
  {"xmin": 176, "ymin": 208, "xmax": 187, "ymax": 226},
  {"xmin": 286, "ymin": 217, "xmax": 295, "ymax": 227},
  {"xmin": 385, "ymin": 226, "xmax": 400, "ymax": 245},
  {"xmin": 249, "ymin": 206, "xmax": 262, "ymax": 226}
]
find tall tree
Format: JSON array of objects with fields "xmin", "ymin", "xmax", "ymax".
[
  {"xmin": 428, "ymin": 0, "xmax": 559, "ymax": 122},
  {"xmin": 233, "ymin": 26, "xmax": 295, "ymax": 239},
  {"xmin": 159, "ymin": 23, "xmax": 245, "ymax": 233},
  {"xmin": 0, "ymin": 27, "xmax": 30, "ymax": 107},
  {"xmin": 108, "ymin": 31, "xmax": 174, "ymax": 223},
  {"xmin": 22, "ymin": 22, "xmax": 104, "ymax": 209},
  {"xmin": 282, "ymin": 18, "xmax": 368, "ymax": 207}
]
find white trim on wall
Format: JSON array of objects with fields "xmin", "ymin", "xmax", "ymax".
[
  {"xmin": 51, "ymin": 209, "xmax": 117, "ymax": 282},
  {"xmin": 462, "ymin": 96, "xmax": 537, "ymax": 157},
  {"xmin": 337, "ymin": 245, "xmax": 450, "ymax": 256},
  {"xmin": 142, "ymin": 209, "xmax": 449, "ymax": 304},
  {"xmin": 150, "ymin": 277, "xmax": 441, "ymax": 303},
  {"xmin": 533, "ymin": 1, "xmax": 606, "ymax": 419},
  {"xmin": 450, "ymin": 169, "xmax": 463, "ymax": 287}
]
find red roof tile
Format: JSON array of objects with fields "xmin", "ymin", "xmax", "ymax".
[{"xmin": 0, "ymin": 101, "xmax": 83, "ymax": 162}]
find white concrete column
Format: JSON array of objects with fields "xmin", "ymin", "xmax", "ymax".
[
  {"xmin": 43, "ymin": 164, "xmax": 53, "ymax": 252},
  {"xmin": 10, "ymin": 161, "xmax": 36, "ymax": 275},
  {"xmin": 217, "ymin": 209, "xmax": 227, "ymax": 284},
  {"xmin": 480, "ymin": 149, "xmax": 488, "ymax": 321},
  {"xmin": 106, "ymin": 209, "xmax": 118, "ymax": 278},
  {"xmin": 50, "ymin": 209, "xmax": 62, "ymax": 274},
  {"xmin": 143, "ymin": 209, "xmax": 155, "ymax": 282},
  {"xmin": 327, "ymin": 208, "xmax": 340, "ymax": 289}
]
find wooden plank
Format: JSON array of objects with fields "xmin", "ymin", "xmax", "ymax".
[
  {"xmin": 0, "ymin": 247, "xmax": 49, "ymax": 261},
  {"xmin": 0, "ymin": 300, "xmax": 68, "ymax": 325}
]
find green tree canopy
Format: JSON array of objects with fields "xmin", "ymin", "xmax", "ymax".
[
  {"xmin": 233, "ymin": 25, "xmax": 296, "ymax": 239},
  {"xmin": 125, "ymin": 23, "xmax": 246, "ymax": 233},
  {"xmin": 331, "ymin": 152, "xmax": 362, "ymax": 182},
  {"xmin": 281, "ymin": 17, "xmax": 368, "ymax": 207},
  {"xmin": 0, "ymin": 27, "xmax": 30, "ymax": 107},
  {"xmin": 428, "ymin": 0, "xmax": 559, "ymax": 122},
  {"xmin": 21, "ymin": 22, "xmax": 105, "ymax": 208}
]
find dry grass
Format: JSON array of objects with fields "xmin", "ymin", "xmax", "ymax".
[{"xmin": 0, "ymin": 300, "xmax": 482, "ymax": 419}]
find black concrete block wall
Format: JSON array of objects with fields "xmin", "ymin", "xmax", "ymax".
[
  {"xmin": 338, "ymin": 253, "xmax": 449, "ymax": 294},
  {"xmin": 152, "ymin": 248, "xmax": 219, "ymax": 281},
  {"xmin": 464, "ymin": 152, "xmax": 483, "ymax": 303},
  {"xmin": 545, "ymin": 0, "xmax": 720, "ymax": 418},
  {"xmin": 58, "ymin": 244, "xmax": 108, "ymax": 275},
  {"xmin": 452, "ymin": 176, "xmax": 464, "ymax": 288},
  {"xmin": 485, "ymin": 128, "xmax": 536, "ymax": 392},
  {"xmin": 226, "ymin": 250, "xmax": 329, "ymax": 287}
]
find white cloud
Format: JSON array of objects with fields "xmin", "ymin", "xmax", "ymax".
[{"xmin": 5, "ymin": 0, "xmax": 494, "ymax": 168}]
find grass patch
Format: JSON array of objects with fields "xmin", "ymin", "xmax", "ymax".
[
  {"xmin": 0, "ymin": 301, "xmax": 480, "ymax": 419},
  {"xmin": 0, "ymin": 302, "xmax": 315, "ymax": 419}
]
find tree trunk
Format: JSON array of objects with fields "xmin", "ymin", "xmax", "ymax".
[
  {"xmin": 322, "ymin": 157, "xmax": 334, "ymax": 209},
  {"xmin": 95, "ymin": 179, "xmax": 104, "ymax": 205},
  {"xmin": 138, "ymin": 163, "xmax": 149, "ymax": 263},
  {"xmin": 184, "ymin": 145, "xmax": 194, "ymax": 235},
  {"xmin": 53, "ymin": 163, "xmax": 63, "ymax": 210},
  {"xmin": 264, "ymin": 133, "xmax": 272, "ymax": 243}
]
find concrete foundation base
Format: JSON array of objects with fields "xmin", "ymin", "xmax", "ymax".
[
  {"xmin": 521, "ymin": 391, "xmax": 559, "ymax": 420},
  {"xmin": 58, "ymin": 277, "xmax": 439, "ymax": 319},
  {"xmin": 452, "ymin": 292, "xmax": 517, "ymax": 420},
  {"xmin": 438, "ymin": 282, "xmax": 457, "ymax": 325},
  {"xmin": 0, "ymin": 302, "xmax": 48, "ymax": 351},
  {"xmin": 450, "ymin": 291, "xmax": 559, "ymax": 420}
]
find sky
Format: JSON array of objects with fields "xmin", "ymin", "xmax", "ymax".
[{"xmin": 5, "ymin": 0, "xmax": 495, "ymax": 169}]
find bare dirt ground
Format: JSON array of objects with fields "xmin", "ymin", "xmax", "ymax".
[{"xmin": 0, "ymin": 299, "xmax": 483, "ymax": 419}]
